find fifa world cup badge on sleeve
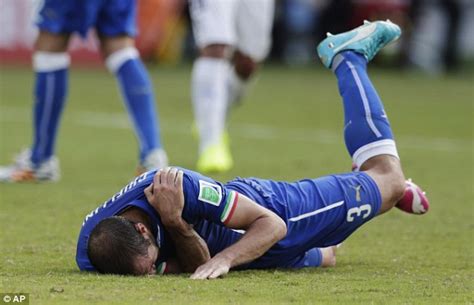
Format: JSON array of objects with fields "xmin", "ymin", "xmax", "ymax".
[{"xmin": 198, "ymin": 180, "xmax": 222, "ymax": 206}]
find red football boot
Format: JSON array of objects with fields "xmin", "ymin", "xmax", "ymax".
[{"xmin": 396, "ymin": 179, "xmax": 430, "ymax": 215}]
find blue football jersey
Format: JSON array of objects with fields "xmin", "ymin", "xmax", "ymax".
[
  {"xmin": 76, "ymin": 169, "xmax": 243, "ymax": 272},
  {"xmin": 77, "ymin": 168, "xmax": 381, "ymax": 272},
  {"xmin": 181, "ymin": 169, "xmax": 382, "ymax": 269}
]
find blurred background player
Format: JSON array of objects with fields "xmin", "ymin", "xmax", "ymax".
[
  {"xmin": 189, "ymin": 0, "xmax": 275, "ymax": 173},
  {"xmin": 0, "ymin": 0, "xmax": 168, "ymax": 182}
]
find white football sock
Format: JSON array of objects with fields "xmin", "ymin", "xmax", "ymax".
[
  {"xmin": 226, "ymin": 67, "xmax": 249, "ymax": 113},
  {"xmin": 191, "ymin": 57, "xmax": 230, "ymax": 153}
]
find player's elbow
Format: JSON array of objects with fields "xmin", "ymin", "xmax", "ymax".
[
  {"xmin": 258, "ymin": 212, "xmax": 287, "ymax": 244},
  {"xmin": 271, "ymin": 214, "xmax": 287, "ymax": 242}
]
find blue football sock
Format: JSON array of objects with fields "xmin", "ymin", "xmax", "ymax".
[
  {"xmin": 109, "ymin": 48, "xmax": 162, "ymax": 162},
  {"xmin": 304, "ymin": 247, "xmax": 323, "ymax": 267},
  {"xmin": 31, "ymin": 52, "xmax": 69, "ymax": 166},
  {"xmin": 333, "ymin": 51, "xmax": 398, "ymax": 169}
]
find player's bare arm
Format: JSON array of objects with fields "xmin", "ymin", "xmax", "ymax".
[
  {"xmin": 191, "ymin": 193, "xmax": 287, "ymax": 280},
  {"xmin": 144, "ymin": 167, "xmax": 210, "ymax": 273}
]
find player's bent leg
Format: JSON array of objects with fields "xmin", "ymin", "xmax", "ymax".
[
  {"xmin": 100, "ymin": 36, "xmax": 168, "ymax": 172},
  {"xmin": 99, "ymin": 35, "xmax": 134, "ymax": 58},
  {"xmin": 225, "ymin": 51, "xmax": 259, "ymax": 114},
  {"xmin": 35, "ymin": 31, "xmax": 70, "ymax": 52},
  {"xmin": 199, "ymin": 44, "xmax": 231, "ymax": 58},
  {"xmin": 361, "ymin": 156, "xmax": 406, "ymax": 215},
  {"xmin": 0, "ymin": 31, "xmax": 69, "ymax": 183},
  {"xmin": 233, "ymin": 51, "xmax": 259, "ymax": 80},
  {"xmin": 316, "ymin": 20, "xmax": 430, "ymax": 215},
  {"xmin": 328, "ymin": 50, "xmax": 405, "ymax": 215},
  {"xmin": 361, "ymin": 157, "xmax": 429, "ymax": 215},
  {"xmin": 193, "ymin": 44, "xmax": 234, "ymax": 173}
]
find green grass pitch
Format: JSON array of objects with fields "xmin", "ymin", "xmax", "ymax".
[{"xmin": 0, "ymin": 64, "xmax": 472, "ymax": 305}]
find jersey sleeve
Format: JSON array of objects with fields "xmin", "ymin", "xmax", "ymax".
[
  {"xmin": 156, "ymin": 261, "xmax": 168, "ymax": 275},
  {"xmin": 181, "ymin": 169, "xmax": 239, "ymax": 226}
]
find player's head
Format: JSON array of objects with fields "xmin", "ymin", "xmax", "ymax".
[{"xmin": 87, "ymin": 216, "xmax": 159, "ymax": 276}]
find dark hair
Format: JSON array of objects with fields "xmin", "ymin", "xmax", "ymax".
[{"xmin": 87, "ymin": 216, "xmax": 151, "ymax": 275}]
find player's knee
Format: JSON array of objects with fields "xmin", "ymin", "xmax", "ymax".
[
  {"xmin": 103, "ymin": 46, "xmax": 141, "ymax": 74},
  {"xmin": 382, "ymin": 163, "xmax": 405, "ymax": 205},
  {"xmin": 378, "ymin": 172, "xmax": 405, "ymax": 213},
  {"xmin": 200, "ymin": 44, "xmax": 231, "ymax": 59},
  {"xmin": 234, "ymin": 51, "xmax": 259, "ymax": 80},
  {"xmin": 363, "ymin": 156, "xmax": 405, "ymax": 208},
  {"xmin": 99, "ymin": 36, "xmax": 135, "ymax": 59},
  {"xmin": 34, "ymin": 31, "xmax": 70, "ymax": 52}
]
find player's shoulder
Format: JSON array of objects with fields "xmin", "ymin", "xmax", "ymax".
[
  {"xmin": 176, "ymin": 167, "xmax": 224, "ymax": 188},
  {"xmin": 176, "ymin": 167, "xmax": 206, "ymax": 179},
  {"xmin": 177, "ymin": 167, "xmax": 238, "ymax": 226}
]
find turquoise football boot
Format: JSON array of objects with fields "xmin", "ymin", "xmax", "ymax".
[{"xmin": 317, "ymin": 20, "xmax": 401, "ymax": 69}]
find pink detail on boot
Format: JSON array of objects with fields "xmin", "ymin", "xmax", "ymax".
[{"xmin": 396, "ymin": 179, "xmax": 430, "ymax": 215}]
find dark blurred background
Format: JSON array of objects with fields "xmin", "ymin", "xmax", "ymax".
[
  {"xmin": 269, "ymin": 0, "xmax": 474, "ymax": 73},
  {"xmin": 1, "ymin": 0, "xmax": 473, "ymax": 74}
]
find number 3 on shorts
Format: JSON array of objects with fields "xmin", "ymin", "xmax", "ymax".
[{"xmin": 346, "ymin": 204, "xmax": 372, "ymax": 222}]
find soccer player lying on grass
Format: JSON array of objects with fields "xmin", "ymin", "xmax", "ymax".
[{"xmin": 76, "ymin": 20, "xmax": 430, "ymax": 278}]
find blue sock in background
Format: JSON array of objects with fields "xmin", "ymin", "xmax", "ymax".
[
  {"xmin": 114, "ymin": 57, "xmax": 162, "ymax": 162},
  {"xmin": 31, "ymin": 68, "xmax": 68, "ymax": 165}
]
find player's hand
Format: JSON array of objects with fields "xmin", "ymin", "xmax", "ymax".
[
  {"xmin": 144, "ymin": 167, "xmax": 185, "ymax": 228},
  {"xmin": 190, "ymin": 254, "xmax": 231, "ymax": 280}
]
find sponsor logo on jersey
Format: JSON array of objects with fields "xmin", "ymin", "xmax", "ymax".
[
  {"xmin": 198, "ymin": 180, "xmax": 222, "ymax": 206},
  {"xmin": 351, "ymin": 185, "xmax": 362, "ymax": 202}
]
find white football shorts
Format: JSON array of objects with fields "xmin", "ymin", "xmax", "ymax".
[{"xmin": 189, "ymin": 0, "xmax": 275, "ymax": 61}]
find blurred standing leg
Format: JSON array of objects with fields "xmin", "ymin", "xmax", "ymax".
[{"xmin": 189, "ymin": 0, "xmax": 275, "ymax": 173}]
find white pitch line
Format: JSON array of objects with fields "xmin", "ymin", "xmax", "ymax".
[{"xmin": 0, "ymin": 106, "xmax": 471, "ymax": 153}]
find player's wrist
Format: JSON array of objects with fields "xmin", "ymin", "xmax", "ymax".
[
  {"xmin": 214, "ymin": 251, "xmax": 236, "ymax": 268},
  {"xmin": 162, "ymin": 216, "xmax": 191, "ymax": 233}
]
